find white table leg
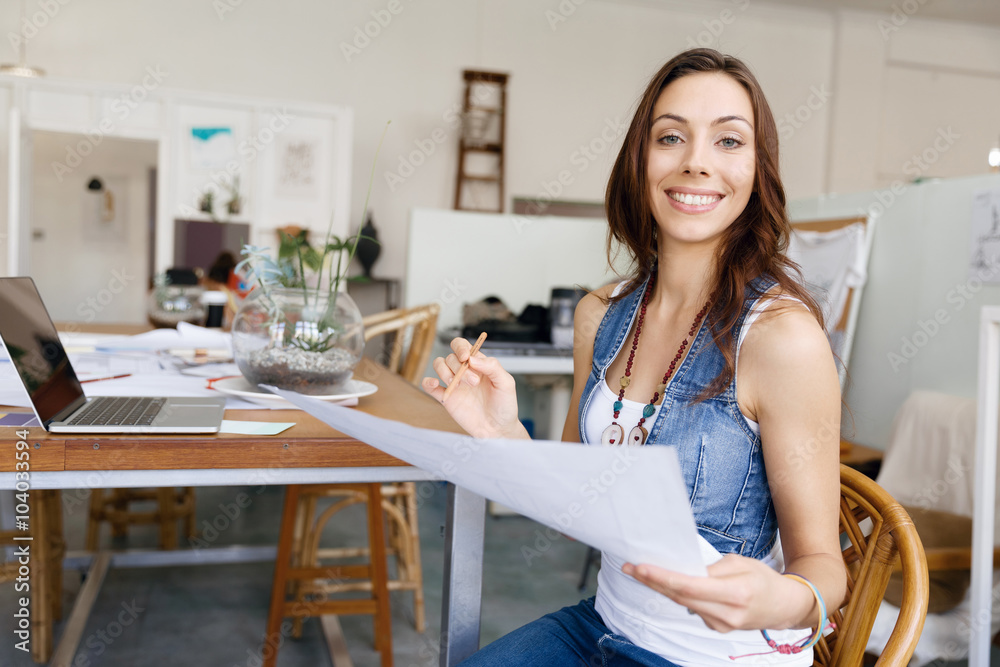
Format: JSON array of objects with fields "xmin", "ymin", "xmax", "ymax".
[{"xmin": 440, "ymin": 483, "xmax": 486, "ymax": 667}]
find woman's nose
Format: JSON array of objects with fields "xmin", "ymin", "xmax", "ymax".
[{"xmin": 681, "ymin": 141, "xmax": 711, "ymax": 176}]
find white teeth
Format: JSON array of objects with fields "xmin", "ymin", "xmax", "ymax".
[{"xmin": 669, "ymin": 192, "xmax": 721, "ymax": 206}]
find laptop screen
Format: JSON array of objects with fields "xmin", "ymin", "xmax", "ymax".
[{"xmin": 0, "ymin": 277, "xmax": 85, "ymax": 423}]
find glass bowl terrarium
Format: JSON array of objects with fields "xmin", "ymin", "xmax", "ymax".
[
  {"xmin": 233, "ymin": 123, "xmax": 386, "ymax": 395},
  {"xmin": 232, "ymin": 286, "xmax": 363, "ymax": 394}
]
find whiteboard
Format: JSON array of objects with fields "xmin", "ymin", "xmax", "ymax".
[{"xmin": 405, "ymin": 208, "xmax": 628, "ymax": 329}]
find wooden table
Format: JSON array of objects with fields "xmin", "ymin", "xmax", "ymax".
[{"xmin": 0, "ymin": 358, "xmax": 486, "ymax": 666}]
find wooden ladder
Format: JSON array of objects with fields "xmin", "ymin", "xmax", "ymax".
[{"xmin": 453, "ymin": 69, "xmax": 509, "ymax": 212}]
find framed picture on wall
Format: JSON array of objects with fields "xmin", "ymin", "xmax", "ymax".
[
  {"xmin": 190, "ymin": 127, "xmax": 236, "ymax": 170},
  {"xmin": 274, "ymin": 135, "xmax": 321, "ymax": 199}
]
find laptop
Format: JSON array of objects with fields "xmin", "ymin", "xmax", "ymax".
[{"xmin": 0, "ymin": 277, "xmax": 226, "ymax": 434}]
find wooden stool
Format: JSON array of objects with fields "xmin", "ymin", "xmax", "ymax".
[
  {"xmin": 289, "ymin": 481, "xmax": 425, "ymax": 637},
  {"xmin": 266, "ymin": 483, "xmax": 393, "ymax": 667},
  {"xmin": 1, "ymin": 489, "xmax": 65, "ymax": 663},
  {"xmin": 86, "ymin": 487, "xmax": 195, "ymax": 550}
]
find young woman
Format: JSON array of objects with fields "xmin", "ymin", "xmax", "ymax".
[{"xmin": 422, "ymin": 48, "xmax": 846, "ymax": 667}]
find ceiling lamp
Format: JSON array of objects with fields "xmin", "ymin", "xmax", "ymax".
[{"xmin": 0, "ymin": 0, "xmax": 45, "ymax": 78}]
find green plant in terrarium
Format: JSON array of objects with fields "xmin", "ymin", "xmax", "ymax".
[
  {"xmin": 236, "ymin": 230, "xmax": 373, "ymax": 354},
  {"xmin": 235, "ymin": 122, "xmax": 387, "ymax": 355}
]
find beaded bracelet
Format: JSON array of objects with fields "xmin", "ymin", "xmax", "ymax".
[
  {"xmin": 777, "ymin": 573, "xmax": 827, "ymax": 649},
  {"xmin": 729, "ymin": 573, "xmax": 830, "ymax": 660}
]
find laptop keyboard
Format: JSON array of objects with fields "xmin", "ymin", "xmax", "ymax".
[{"xmin": 66, "ymin": 397, "xmax": 166, "ymax": 427}]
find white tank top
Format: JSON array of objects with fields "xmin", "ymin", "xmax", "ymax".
[{"xmin": 583, "ymin": 285, "xmax": 811, "ymax": 666}]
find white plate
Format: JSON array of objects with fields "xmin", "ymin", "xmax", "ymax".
[{"xmin": 211, "ymin": 376, "xmax": 377, "ymax": 403}]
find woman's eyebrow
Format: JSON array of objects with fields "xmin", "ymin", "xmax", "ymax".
[
  {"xmin": 651, "ymin": 113, "xmax": 687, "ymax": 125},
  {"xmin": 713, "ymin": 114, "xmax": 753, "ymax": 129},
  {"xmin": 651, "ymin": 113, "xmax": 753, "ymax": 130}
]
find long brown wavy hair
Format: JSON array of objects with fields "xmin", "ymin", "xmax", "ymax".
[{"xmin": 605, "ymin": 48, "xmax": 823, "ymax": 398}]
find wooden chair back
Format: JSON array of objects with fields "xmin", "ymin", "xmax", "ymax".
[
  {"xmin": 814, "ymin": 465, "xmax": 929, "ymax": 666},
  {"xmin": 363, "ymin": 303, "xmax": 441, "ymax": 385}
]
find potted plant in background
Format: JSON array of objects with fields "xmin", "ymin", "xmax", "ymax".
[{"xmin": 231, "ymin": 123, "xmax": 387, "ymax": 394}]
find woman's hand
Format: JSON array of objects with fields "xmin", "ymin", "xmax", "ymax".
[
  {"xmin": 621, "ymin": 555, "xmax": 816, "ymax": 633},
  {"xmin": 421, "ymin": 337, "xmax": 528, "ymax": 440}
]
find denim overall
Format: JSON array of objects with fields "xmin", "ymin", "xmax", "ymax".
[{"xmin": 578, "ymin": 275, "xmax": 779, "ymax": 559}]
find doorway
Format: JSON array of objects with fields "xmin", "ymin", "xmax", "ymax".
[{"xmin": 29, "ymin": 131, "xmax": 158, "ymax": 324}]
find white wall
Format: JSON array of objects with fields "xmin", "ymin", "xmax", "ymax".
[
  {"xmin": 0, "ymin": 0, "xmax": 997, "ymax": 289},
  {"xmin": 406, "ymin": 208, "xmax": 628, "ymax": 329},
  {"xmin": 790, "ymin": 174, "xmax": 1000, "ymax": 450},
  {"xmin": 827, "ymin": 12, "xmax": 1000, "ymax": 194},
  {"xmin": 28, "ymin": 131, "xmax": 156, "ymax": 324}
]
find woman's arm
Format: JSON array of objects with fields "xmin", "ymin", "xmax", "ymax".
[
  {"xmin": 623, "ymin": 301, "xmax": 846, "ymax": 632},
  {"xmin": 746, "ymin": 302, "xmax": 847, "ymax": 626},
  {"xmin": 561, "ymin": 287, "xmax": 612, "ymax": 442}
]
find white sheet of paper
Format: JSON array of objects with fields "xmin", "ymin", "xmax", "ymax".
[
  {"xmin": 267, "ymin": 386, "xmax": 707, "ymax": 576},
  {"xmin": 220, "ymin": 420, "xmax": 295, "ymax": 435},
  {"xmin": 98, "ymin": 323, "xmax": 232, "ymax": 351}
]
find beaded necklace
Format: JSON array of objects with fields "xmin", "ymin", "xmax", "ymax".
[{"xmin": 601, "ymin": 275, "xmax": 711, "ymax": 446}]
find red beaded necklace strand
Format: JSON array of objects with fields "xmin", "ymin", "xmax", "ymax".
[{"xmin": 601, "ymin": 276, "xmax": 712, "ymax": 447}]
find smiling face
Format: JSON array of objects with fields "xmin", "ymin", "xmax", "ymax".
[{"xmin": 646, "ymin": 72, "xmax": 756, "ymax": 251}]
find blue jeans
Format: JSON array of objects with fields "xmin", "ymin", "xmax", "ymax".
[{"xmin": 459, "ymin": 598, "xmax": 681, "ymax": 667}]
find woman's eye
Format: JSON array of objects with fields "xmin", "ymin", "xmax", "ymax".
[
  {"xmin": 659, "ymin": 134, "xmax": 681, "ymax": 145},
  {"xmin": 719, "ymin": 136, "xmax": 744, "ymax": 149}
]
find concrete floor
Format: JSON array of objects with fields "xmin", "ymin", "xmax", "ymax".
[{"xmin": 1, "ymin": 483, "xmax": 594, "ymax": 666}]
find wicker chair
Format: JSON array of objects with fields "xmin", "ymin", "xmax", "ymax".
[
  {"xmin": 816, "ymin": 465, "xmax": 929, "ymax": 666},
  {"xmin": 86, "ymin": 487, "xmax": 195, "ymax": 550},
  {"xmin": 266, "ymin": 303, "xmax": 440, "ymax": 666}
]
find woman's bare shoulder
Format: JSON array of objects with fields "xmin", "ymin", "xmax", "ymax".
[
  {"xmin": 745, "ymin": 290, "xmax": 831, "ymax": 369},
  {"xmin": 575, "ymin": 283, "xmax": 617, "ymax": 322},
  {"xmin": 571, "ymin": 282, "xmax": 619, "ymax": 348}
]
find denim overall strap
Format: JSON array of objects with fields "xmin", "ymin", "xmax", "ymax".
[{"xmin": 577, "ymin": 276, "xmax": 650, "ymax": 443}]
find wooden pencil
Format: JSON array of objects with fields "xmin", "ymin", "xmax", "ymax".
[{"xmin": 442, "ymin": 331, "xmax": 487, "ymax": 402}]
